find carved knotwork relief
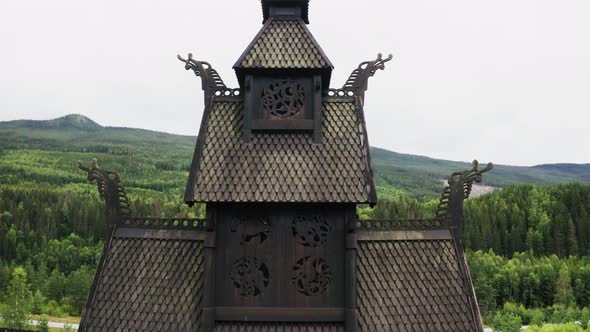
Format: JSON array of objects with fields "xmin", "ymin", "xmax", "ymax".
[
  {"xmin": 261, "ymin": 79, "xmax": 305, "ymax": 118},
  {"xmin": 291, "ymin": 215, "xmax": 332, "ymax": 247},
  {"xmin": 230, "ymin": 216, "xmax": 271, "ymax": 245},
  {"xmin": 230, "ymin": 257, "xmax": 270, "ymax": 297},
  {"xmin": 291, "ymin": 256, "xmax": 332, "ymax": 296}
]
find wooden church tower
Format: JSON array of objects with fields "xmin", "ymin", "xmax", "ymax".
[{"xmin": 78, "ymin": 1, "xmax": 492, "ymax": 330}]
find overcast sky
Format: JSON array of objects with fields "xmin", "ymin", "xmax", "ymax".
[{"xmin": 1, "ymin": 0, "xmax": 589, "ymax": 166}]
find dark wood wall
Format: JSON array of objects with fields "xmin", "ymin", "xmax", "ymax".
[{"xmin": 208, "ymin": 203, "xmax": 355, "ymax": 321}]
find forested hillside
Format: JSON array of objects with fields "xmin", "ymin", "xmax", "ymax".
[
  {"xmin": 1, "ymin": 114, "xmax": 590, "ymax": 330},
  {"xmin": 2, "ymin": 114, "xmax": 590, "ymax": 200}
]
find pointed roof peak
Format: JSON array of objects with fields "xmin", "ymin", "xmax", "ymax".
[{"xmin": 234, "ymin": 17, "xmax": 332, "ymax": 70}]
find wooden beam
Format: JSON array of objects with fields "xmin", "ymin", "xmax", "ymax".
[
  {"xmin": 251, "ymin": 119, "xmax": 314, "ymax": 130},
  {"xmin": 355, "ymin": 229, "xmax": 452, "ymax": 242},
  {"xmin": 214, "ymin": 307, "xmax": 345, "ymax": 322},
  {"xmin": 114, "ymin": 227, "xmax": 207, "ymax": 241}
]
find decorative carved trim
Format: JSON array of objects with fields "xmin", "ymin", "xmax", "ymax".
[
  {"xmin": 79, "ymin": 159, "xmax": 209, "ymax": 231},
  {"xmin": 230, "ymin": 216, "xmax": 271, "ymax": 245},
  {"xmin": 230, "ymin": 257, "xmax": 270, "ymax": 297},
  {"xmin": 262, "ymin": 79, "xmax": 305, "ymax": 118},
  {"xmin": 178, "ymin": 53, "xmax": 239, "ymax": 99},
  {"xmin": 355, "ymin": 161, "xmax": 493, "ymax": 241},
  {"xmin": 327, "ymin": 89, "xmax": 355, "ymax": 98},
  {"xmin": 355, "ymin": 218, "xmax": 446, "ymax": 230},
  {"xmin": 213, "ymin": 88, "xmax": 241, "ymax": 97},
  {"xmin": 354, "ymin": 229, "xmax": 452, "ymax": 242},
  {"xmin": 341, "ymin": 53, "xmax": 393, "ymax": 97},
  {"xmin": 291, "ymin": 215, "xmax": 331, "ymax": 247},
  {"xmin": 122, "ymin": 217, "xmax": 209, "ymax": 230},
  {"xmin": 78, "ymin": 158, "xmax": 131, "ymax": 220},
  {"xmin": 291, "ymin": 256, "xmax": 332, "ymax": 296},
  {"xmin": 114, "ymin": 227, "xmax": 207, "ymax": 240},
  {"xmin": 435, "ymin": 160, "xmax": 494, "ymax": 219}
]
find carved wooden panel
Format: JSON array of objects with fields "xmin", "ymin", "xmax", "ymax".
[
  {"xmin": 230, "ymin": 216, "xmax": 271, "ymax": 245},
  {"xmin": 247, "ymin": 75, "xmax": 316, "ymax": 131},
  {"xmin": 262, "ymin": 79, "xmax": 305, "ymax": 118},
  {"xmin": 213, "ymin": 204, "xmax": 349, "ymax": 309},
  {"xmin": 291, "ymin": 256, "xmax": 332, "ymax": 296},
  {"xmin": 230, "ymin": 256, "xmax": 270, "ymax": 296},
  {"xmin": 292, "ymin": 215, "xmax": 332, "ymax": 247}
]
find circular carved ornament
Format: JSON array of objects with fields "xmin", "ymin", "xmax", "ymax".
[
  {"xmin": 230, "ymin": 257, "xmax": 270, "ymax": 297},
  {"xmin": 261, "ymin": 79, "xmax": 305, "ymax": 118},
  {"xmin": 291, "ymin": 215, "xmax": 332, "ymax": 247},
  {"xmin": 230, "ymin": 216, "xmax": 271, "ymax": 245},
  {"xmin": 291, "ymin": 256, "xmax": 332, "ymax": 296}
]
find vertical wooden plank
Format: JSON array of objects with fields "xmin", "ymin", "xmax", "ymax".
[
  {"xmin": 243, "ymin": 75, "xmax": 253, "ymax": 143},
  {"xmin": 202, "ymin": 205, "xmax": 217, "ymax": 331},
  {"xmin": 313, "ymin": 74, "xmax": 323, "ymax": 144},
  {"xmin": 345, "ymin": 205, "xmax": 358, "ymax": 332}
]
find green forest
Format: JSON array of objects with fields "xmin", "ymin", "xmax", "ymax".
[{"xmin": 1, "ymin": 115, "xmax": 590, "ymax": 331}]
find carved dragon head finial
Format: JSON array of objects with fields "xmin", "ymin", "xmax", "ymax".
[
  {"xmin": 435, "ymin": 160, "xmax": 493, "ymax": 220},
  {"xmin": 178, "ymin": 53, "xmax": 228, "ymax": 97},
  {"xmin": 448, "ymin": 160, "xmax": 494, "ymax": 199},
  {"xmin": 78, "ymin": 158, "xmax": 120, "ymax": 198},
  {"xmin": 78, "ymin": 159, "xmax": 130, "ymax": 220},
  {"xmin": 178, "ymin": 53, "xmax": 210, "ymax": 77},
  {"xmin": 341, "ymin": 53, "xmax": 393, "ymax": 95},
  {"xmin": 360, "ymin": 53, "xmax": 393, "ymax": 77}
]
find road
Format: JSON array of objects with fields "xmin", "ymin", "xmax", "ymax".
[{"xmin": 29, "ymin": 319, "xmax": 79, "ymax": 330}]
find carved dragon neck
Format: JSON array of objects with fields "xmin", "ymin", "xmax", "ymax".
[
  {"xmin": 435, "ymin": 160, "xmax": 493, "ymax": 238},
  {"xmin": 78, "ymin": 158, "xmax": 131, "ymax": 225},
  {"xmin": 331, "ymin": 53, "xmax": 393, "ymax": 105}
]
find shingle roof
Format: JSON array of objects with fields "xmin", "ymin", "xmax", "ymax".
[
  {"xmin": 356, "ymin": 239, "xmax": 481, "ymax": 331},
  {"xmin": 234, "ymin": 18, "xmax": 332, "ymax": 70},
  {"xmin": 81, "ymin": 236, "xmax": 205, "ymax": 331},
  {"xmin": 185, "ymin": 100, "xmax": 375, "ymax": 203},
  {"xmin": 215, "ymin": 322, "xmax": 343, "ymax": 332}
]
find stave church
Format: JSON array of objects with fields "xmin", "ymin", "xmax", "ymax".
[{"xmin": 78, "ymin": 1, "xmax": 492, "ymax": 331}]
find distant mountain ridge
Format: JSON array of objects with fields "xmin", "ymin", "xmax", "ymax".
[
  {"xmin": 531, "ymin": 163, "xmax": 590, "ymax": 182},
  {"xmin": 1, "ymin": 114, "xmax": 102, "ymax": 131},
  {"xmin": 1, "ymin": 114, "xmax": 589, "ymax": 200}
]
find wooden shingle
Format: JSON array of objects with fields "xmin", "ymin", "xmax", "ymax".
[
  {"xmin": 356, "ymin": 239, "xmax": 480, "ymax": 331},
  {"xmin": 185, "ymin": 101, "xmax": 375, "ymax": 204}
]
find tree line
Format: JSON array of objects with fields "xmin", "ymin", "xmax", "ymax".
[
  {"xmin": 468, "ymin": 250, "xmax": 590, "ymax": 331},
  {"xmin": 464, "ymin": 183, "xmax": 590, "ymax": 257},
  {"xmin": 1, "ymin": 180, "xmax": 590, "ymax": 328},
  {"xmin": 0, "ymin": 184, "xmax": 204, "ymax": 323},
  {"xmin": 361, "ymin": 183, "xmax": 590, "ymax": 258}
]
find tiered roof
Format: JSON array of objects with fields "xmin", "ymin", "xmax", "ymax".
[{"xmin": 184, "ymin": 100, "xmax": 375, "ymax": 203}]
